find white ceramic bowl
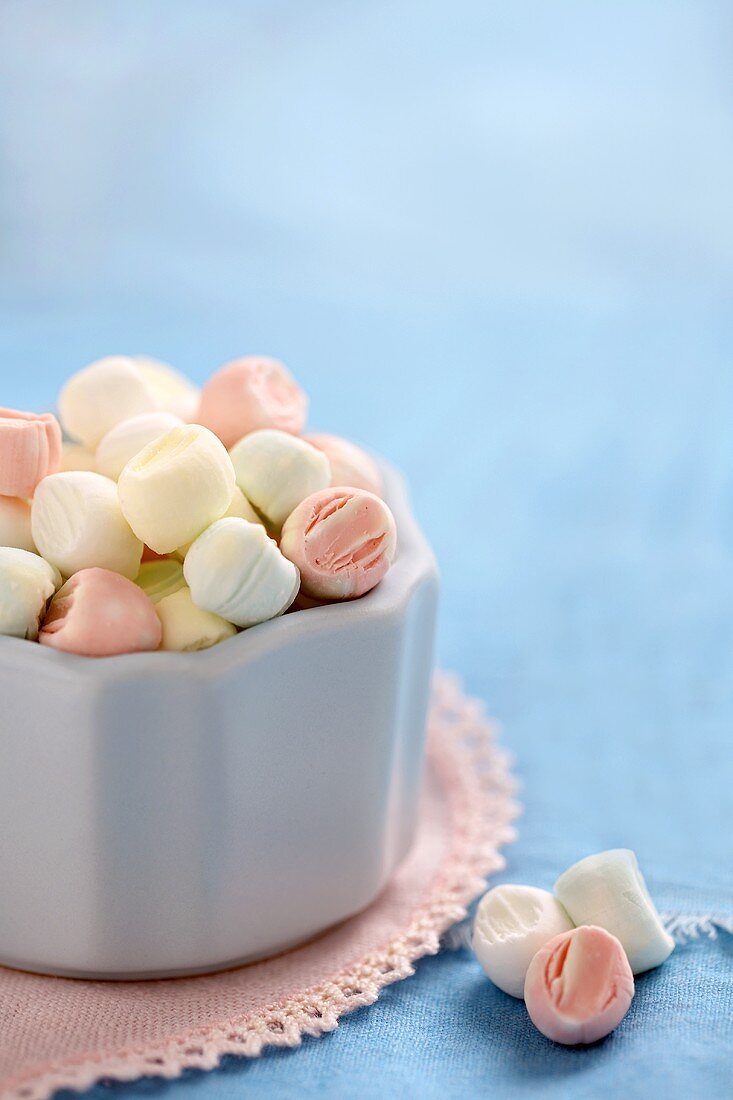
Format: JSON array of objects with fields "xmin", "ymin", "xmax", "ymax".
[{"xmin": 0, "ymin": 463, "xmax": 438, "ymax": 979}]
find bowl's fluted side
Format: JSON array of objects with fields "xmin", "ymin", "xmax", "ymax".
[{"xmin": 0, "ymin": 462, "xmax": 438, "ymax": 978}]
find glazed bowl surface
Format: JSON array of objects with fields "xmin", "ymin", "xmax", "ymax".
[{"xmin": 0, "ymin": 462, "xmax": 438, "ymax": 979}]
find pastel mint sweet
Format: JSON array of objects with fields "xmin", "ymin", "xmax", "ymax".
[
  {"xmin": 0, "ymin": 406, "xmax": 62, "ymax": 498},
  {"xmin": 554, "ymin": 849, "xmax": 675, "ymax": 974},
  {"xmin": 524, "ymin": 926, "xmax": 635, "ymax": 1045}
]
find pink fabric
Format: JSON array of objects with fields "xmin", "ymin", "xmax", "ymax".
[{"xmin": 0, "ymin": 673, "xmax": 518, "ymax": 1100}]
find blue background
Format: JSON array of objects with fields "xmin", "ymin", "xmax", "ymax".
[{"xmin": 1, "ymin": 1, "xmax": 732, "ymax": 1096}]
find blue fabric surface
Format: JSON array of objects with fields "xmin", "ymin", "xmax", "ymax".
[{"xmin": 1, "ymin": 2, "xmax": 732, "ymax": 1096}]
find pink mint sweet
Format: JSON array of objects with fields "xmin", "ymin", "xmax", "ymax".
[
  {"xmin": 303, "ymin": 433, "xmax": 383, "ymax": 497},
  {"xmin": 0, "ymin": 407, "xmax": 62, "ymax": 498},
  {"xmin": 40, "ymin": 568, "xmax": 162, "ymax": 657},
  {"xmin": 524, "ymin": 925, "xmax": 635, "ymax": 1045},
  {"xmin": 197, "ymin": 356, "xmax": 308, "ymax": 448},
  {"xmin": 280, "ymin": 487, "xmax": 397, "ymax": 600}
]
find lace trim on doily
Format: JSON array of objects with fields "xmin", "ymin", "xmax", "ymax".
[{"xmin": 7, "ymin": 672, "xmax": 519, "ymax": 1100}]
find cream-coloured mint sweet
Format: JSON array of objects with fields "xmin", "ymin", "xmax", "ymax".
[
  {"xmin": 472, "ymin": 885, "xmax": 575, "ymax": 998},
  {"xmin": 156, "ymin": 585, "xmax": 237, "ymax": 651},
  {"xmin": 174, "ymin": 486, "xmax": 263, "ymax": 560},
  {"xmin": 31, "ymin": 471, "xmax": 143, "ymax": 580},
  {"xmin": 184, "ymin": 517, "xmax": 299, "ymax": 628},
  {"xmin": 96, "ymin": 412, "xmax": 183, "ymax": 481},
  {"xmin": 0, "ymin": 497, "xmax": 35, "ymax": 552},
  {"xmin": 58, "ymin": 356, "xmax": 160, "ymax": 448},
  {"xmin": 0, "ymin": 547, "xmax": 61, "ymax": 640},
  {"xmin": 60, "ymin": 442, "xmax": 97, "ymax": 473},
  {"xmin": 118, "ymin": 425, "xmax": 236, "ymax": 555},
  {"xmin": 223, "ymin": 485, "xmax": 264, "ymax": 526},
  {"xmin": 133, "ymin": 357, "xmax": 201, "ymax": 422},
  {"xmin": 135, "ymin": 559, "xmax": 186, "ymax": 604},
  {"xmin": 229, "ymin": 429, "xmax": 330, "ymax": 530},
  {"xmin": 554, "ymin": 849, "xmax": 674, "ymax": 974}
]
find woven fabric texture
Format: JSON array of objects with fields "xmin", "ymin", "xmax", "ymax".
[{"xmin": 0, "ymin": 675, "xmax": 517, "ymax": 1100}]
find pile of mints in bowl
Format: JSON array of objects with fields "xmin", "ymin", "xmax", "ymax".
[{"xmin": 0, "ymin": 356, "xmax": 396, "ymax": 656}]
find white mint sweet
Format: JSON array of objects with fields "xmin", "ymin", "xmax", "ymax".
[
  {"xmin": 118, "ymin": 424, "xmax": 236, "ymax": 555},
  {"xmin": 60, "ymin": 442, "xmax": 97, "ymax": 473},
  {"xmin": 0, "ymin": 497, "xmax": 36, "ymax": 552},
  {"xmin": 133, "ymin": 357, "xmax": 201, "ymax": 421},
  {"xmin": 156, "ymin": 585, "xmax": 237, "ymax": 651},
  {"xmin": 554, "ymin": 849, "xmax": 675, "ymax": 974},
  {"xmin": 472, "ymin": 885, "xmax": 575, "ymax": 998},
  {"xmin": 96, "ymin": 412, "xmax": 184, "ymax": 481},
  {"xmin": 58, "ymin": 356, "xmax": 160, "ymax": 449},
  {"xmin": 0, "ymin": 548, "xmax": 61, "ymax": 640},
  {"xmin": 229, "ymin": 429, "xmax": 331, "ymax": 529},
  {"xmin": 184, "ymin": 517, "xmax": 300, "ymax": 628},
  {"xmin": 31, "ymin": 471, "xmax": 143, "ymax": 579}
]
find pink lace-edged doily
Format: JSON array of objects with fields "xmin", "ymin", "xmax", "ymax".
[{"xmin": 0, "ymin": 672, "xmax": 519, "ymax": 1100}]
